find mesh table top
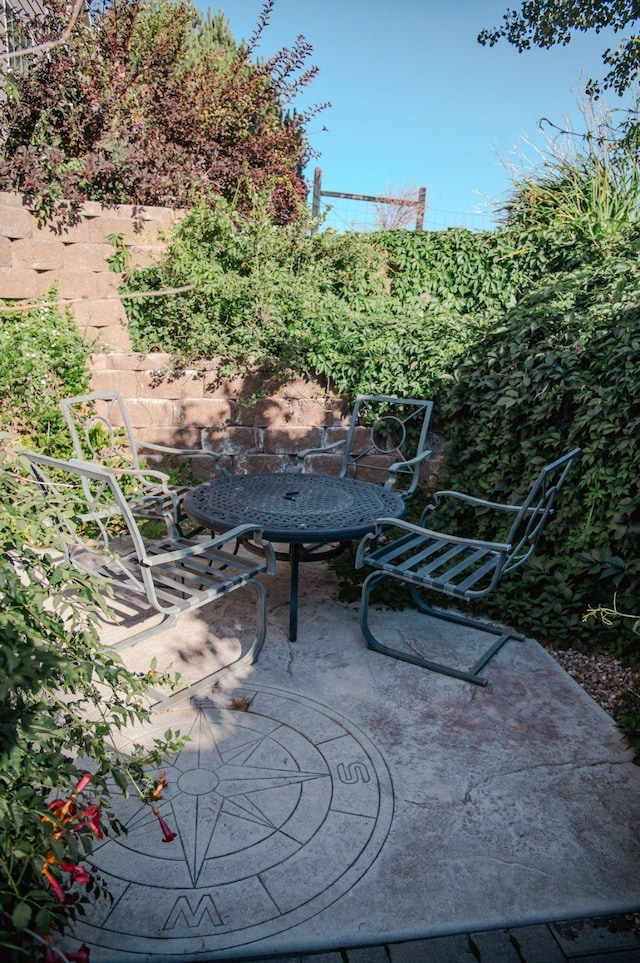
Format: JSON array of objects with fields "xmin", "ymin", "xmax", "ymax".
[{"xmin": 184, "ymin": 473, "xmax": 405, "ymax": 544}]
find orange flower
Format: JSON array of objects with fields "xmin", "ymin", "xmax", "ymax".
[
  {"xmin": 152, "ymin": 772, "xmax": 168, "ymax": 800},
  {"xmin": 45, "ymin": 796, "xmax": 77, "ymax": 822},
  {"xmin": 79, "ymin": 804, "xmax": 103, "ymax": 839},
  {"xmin": 42, "ymin": 864, "xmax": 74, "ymax": 905},
  {"xmin": 151, "ymin": 805, "xmax": 177, "ymax": 843}
]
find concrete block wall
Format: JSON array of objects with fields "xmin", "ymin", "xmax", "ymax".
[
  {"xmin": 88, "ymin": 352, "xmax": 358, "ymax": 478},
  {"xmin": 0, "ymin": 192, "xmax": 442, "ymax": 479},
  {"xmin": 0, "ymin": 191, "xmax": 177, "ymax": 351}
]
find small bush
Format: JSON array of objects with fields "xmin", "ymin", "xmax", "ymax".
[
  {"xmin": 0, "ymin": 294, "xmax": 90, "ymax": 454},
  {"xmin": 372, "ymin": 226, "xmax": 532, "ymax": 315},
  {"xmin": 0, "ymin": 0, "xmax": 318, "ymax": 228}
]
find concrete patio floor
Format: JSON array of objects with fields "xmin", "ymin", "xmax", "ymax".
[{"xmin": 61, "ymin": 556, "xmax": 640, "ymax": 962}]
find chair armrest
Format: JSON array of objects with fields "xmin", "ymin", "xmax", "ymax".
[
  {"xmin": 135, "ymin": 442, "xmax": 230, "ymax": 476},
  {"xmin": 295, "ymin": 439, "xmax": 346, "ymax": 471},
  {"xmin": 428, "ymin": 490, "xmax": 524, "ymax": 512},
  {"xmin": 384, "ymin": 449, "xmax": 433, "ymax": 488},
  {"xmin": 419, "ymin": 490, "xmax": 536, "ymax": 526},
  {"xmin": 84, "ymin": 464, "xmax": 180, "ymax": 512},
  {"xmin": 88, "ymin": 463, "xmax": 172, "ymax": 487},
  {"xmin": 68, "ymin": 458, "xmax": 175, "ymax": 493},
  {"xmin": 355, "ymin": 517, "xmax": 510, "ymax": 569},
  {"xmin": 143, "ymin": 524, "xmax": 277, "ymax": 573}
]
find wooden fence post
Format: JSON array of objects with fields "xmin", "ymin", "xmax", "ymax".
[
  {"xmin": 415, "ymin": 187, "xmax": 426, "ymax": 231},
  {"xmin": 312, "ymin": 167, "xmax": 322, "ymax": 223}
]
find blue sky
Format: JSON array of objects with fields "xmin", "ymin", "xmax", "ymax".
[{"xmin": 203, "ymin": 0, "xmax": 635, "ymax": 230}]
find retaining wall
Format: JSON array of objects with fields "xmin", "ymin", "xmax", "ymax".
[{"xmin": 0, "ymin": 191, "xmax": 442, "ymax": 479}]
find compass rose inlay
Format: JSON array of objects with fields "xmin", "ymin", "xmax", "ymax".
[{"xmin": 70, "ymin": 685, "xmax": 394, "ymax": 959}]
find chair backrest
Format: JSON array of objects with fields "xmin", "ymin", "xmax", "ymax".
[
  {"xmin": 24, "ymin": 451, "xmax": 151, "ymax": 589},
  {"xmin": 502, "ymin": 447, "xmax": 581, "ymax": 575},
  {"xmin": 61, "ymin": 391, "xmax": 141, "ymax": 470},
  {"xmin": 340, "ymin": 395, "xmax": 434, "ymax": 497}
]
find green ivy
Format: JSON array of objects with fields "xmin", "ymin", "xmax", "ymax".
[
  {"xmin": 437, "ymin": 226, "xmax": 640, "ymax": 658},
  {"xmin": 120, "ymin": 196, "xmax": 511, "ymax": 402},
  {"xmin": 372, "ymin": 226, "xmax": 532, "ymax": 315},
  {"xmin": 118, "ymin": 188, "xmax": 638, "ymax": 662}
]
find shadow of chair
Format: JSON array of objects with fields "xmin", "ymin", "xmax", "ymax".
[
  {"xmin": 61, "ymin": 390, "xmax": 228, "ymax": 536},
  {"xmin": 24, "ymin": 451, "xmax": 276, "ymax": 708},
  {"xmin": 296, "ymin": 395, "xmax": 434, "ymax": 501},
  {"xmin": 355, "ymin": 447, "xmax": 581, "ymax": 686}
]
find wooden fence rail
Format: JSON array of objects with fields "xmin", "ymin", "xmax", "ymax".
[{"xmin": 311, "ymin": 167, "xmax": 426, "ymax": 231}]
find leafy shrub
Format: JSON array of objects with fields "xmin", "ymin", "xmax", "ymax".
[
  {"xmin": 120, "ymin": 195, "xmax": 504, "ymax": 402},
  {"xmin": 437, "ymin": 226, "xmax": 640, "ymax": 657},
  {"xmin": 0, "ymin": 294, "xmax": 90, "ymax": 454},
  {"xmin": 117, "ymin": 122, "xmax": 638, "ymax": 664},
  {"xmin": 0, "ymin": 0, "xmax": 319, "ymax": 228},
  {"xmin": 503, "ymin": 149, "xmax": 640, "ymax": 257},
  {"xmin": 0, "ymin": 445, "xmax": 183, "ymax": 959},
  {"xmin": 373, "ymin": 226, "xmax": 532, "ymax": 315},
  {"xmin": 498, "ymin": 103, "xmax": 640, "ymax": 269}
]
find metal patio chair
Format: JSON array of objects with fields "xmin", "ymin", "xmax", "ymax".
[
  {"xmin": 296, "ymin": 395, "xmax": 434, "ymax": 500},
  {"xmin": 24, "ymin": 451, "xmax": 276, "ymax": 707},
  {"xmin": 355, "ymin": 447, "xmax": 581, "ymax": 686},
  {"xmin": 61, "ymin": 390, "xmax": 228, "ymax": 536}
]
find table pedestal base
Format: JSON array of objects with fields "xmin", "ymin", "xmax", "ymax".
[{"xmin": 241, "ymin": 538, "xmax": 350, "ymax": 642}]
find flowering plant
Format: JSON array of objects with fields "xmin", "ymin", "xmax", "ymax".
[{"xmin": 0, "ymin": 445, "xmax": 183, "ymax": 960}]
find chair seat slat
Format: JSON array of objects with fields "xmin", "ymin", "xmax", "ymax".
[
  {"xmin": 455, "ymin": 556, "xmax": 502, "ymax": 593},
  {"xmin": 403, "ymin": 541, "xmax": 469, "ymax": 578},
  {"xmin": 149, "ymin": 541, "xmax": 263, "ymax": 577},
  {"xmin": 392, "ymin": 537, "xmax": 448, "ymax": 572},
  {"xmin": 368, "ymin": 531, "xmax": 427, "ymax": 565},
  {"xmin": 149, "ymin": 549, "xmax": 258, "ymax": 579},
  {"xmin": 150, "ymin": 562, "xmax": 246, "ymax": 595},
  {"xmin": 425, "ymin": 546, "xmax": 495, "ymax": 588}
]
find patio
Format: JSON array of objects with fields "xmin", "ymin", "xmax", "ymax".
[{"xmin": 59, "ymin": 556, "xmax": 640, "ymax": 962}]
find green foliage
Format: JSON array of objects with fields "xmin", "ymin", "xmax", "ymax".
[
  {"xmin": 106, "ymin": 233, "xmax": 132, "ymax": 274},
  {"xmin": 0, "ymin": 445, "xmax": 184, "ymax": 958},
  {"xmin": 437, "ymin": 226, "xmax": 640, "ymax": 657},
  {"xmin": 372, "ymin": 226, "xmax": 530, "ymax": 314},
  {"xmin": 0, "ymin": 0, "xmax": 320, "ymax": 228},
  {"xmin": 0, "ymin": 294, "xmax": 90, "ymax": 454},
  {"xmin": 585, "ymin": 598, "xmax": 640, "ymax": 637},
  {"xmin": 120, "ymin": 195, "xmax": 513, "ymax": 402},
  {"xmin": 116, "ymin": 106, "xmax": 638, "ymax": 671},
  {"xmin": 186, "ymin": 7, "xmax": 238, "ymax": 65},
  {"xmin": 500, "ymin": 122, "xmax": 640, "ymax": 257}
]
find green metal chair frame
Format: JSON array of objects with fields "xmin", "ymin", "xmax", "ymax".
[
  {"xmin": 355, "ymin": 448, "xmax": 581, "ymax": 686},
  {"xmin": 296, "ymin": 395, "xmax": 434, "ymax": 500},
  {"xmin": 24, "ymin": 451, "xmax": 276, "ymax": 708},
  {"xmin": 61, "ymin": 390, "xmax": 228, "ymax": 536}
]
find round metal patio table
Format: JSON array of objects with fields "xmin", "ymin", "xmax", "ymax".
[{"xmin": 183, "ymin": 472, "xmax": 406, "ymax": 642}]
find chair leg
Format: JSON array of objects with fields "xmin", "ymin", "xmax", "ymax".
[
  {"xmin": 111, "ymin": 613, "xmax": 179, "ymax": 651},
  {"xmin": 360, "ymin": 572, "xmax": 524, "ymax": 687},
  {"xmin": 148, "ymin": 579, "xmax": 269, "ymax": 711}
]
